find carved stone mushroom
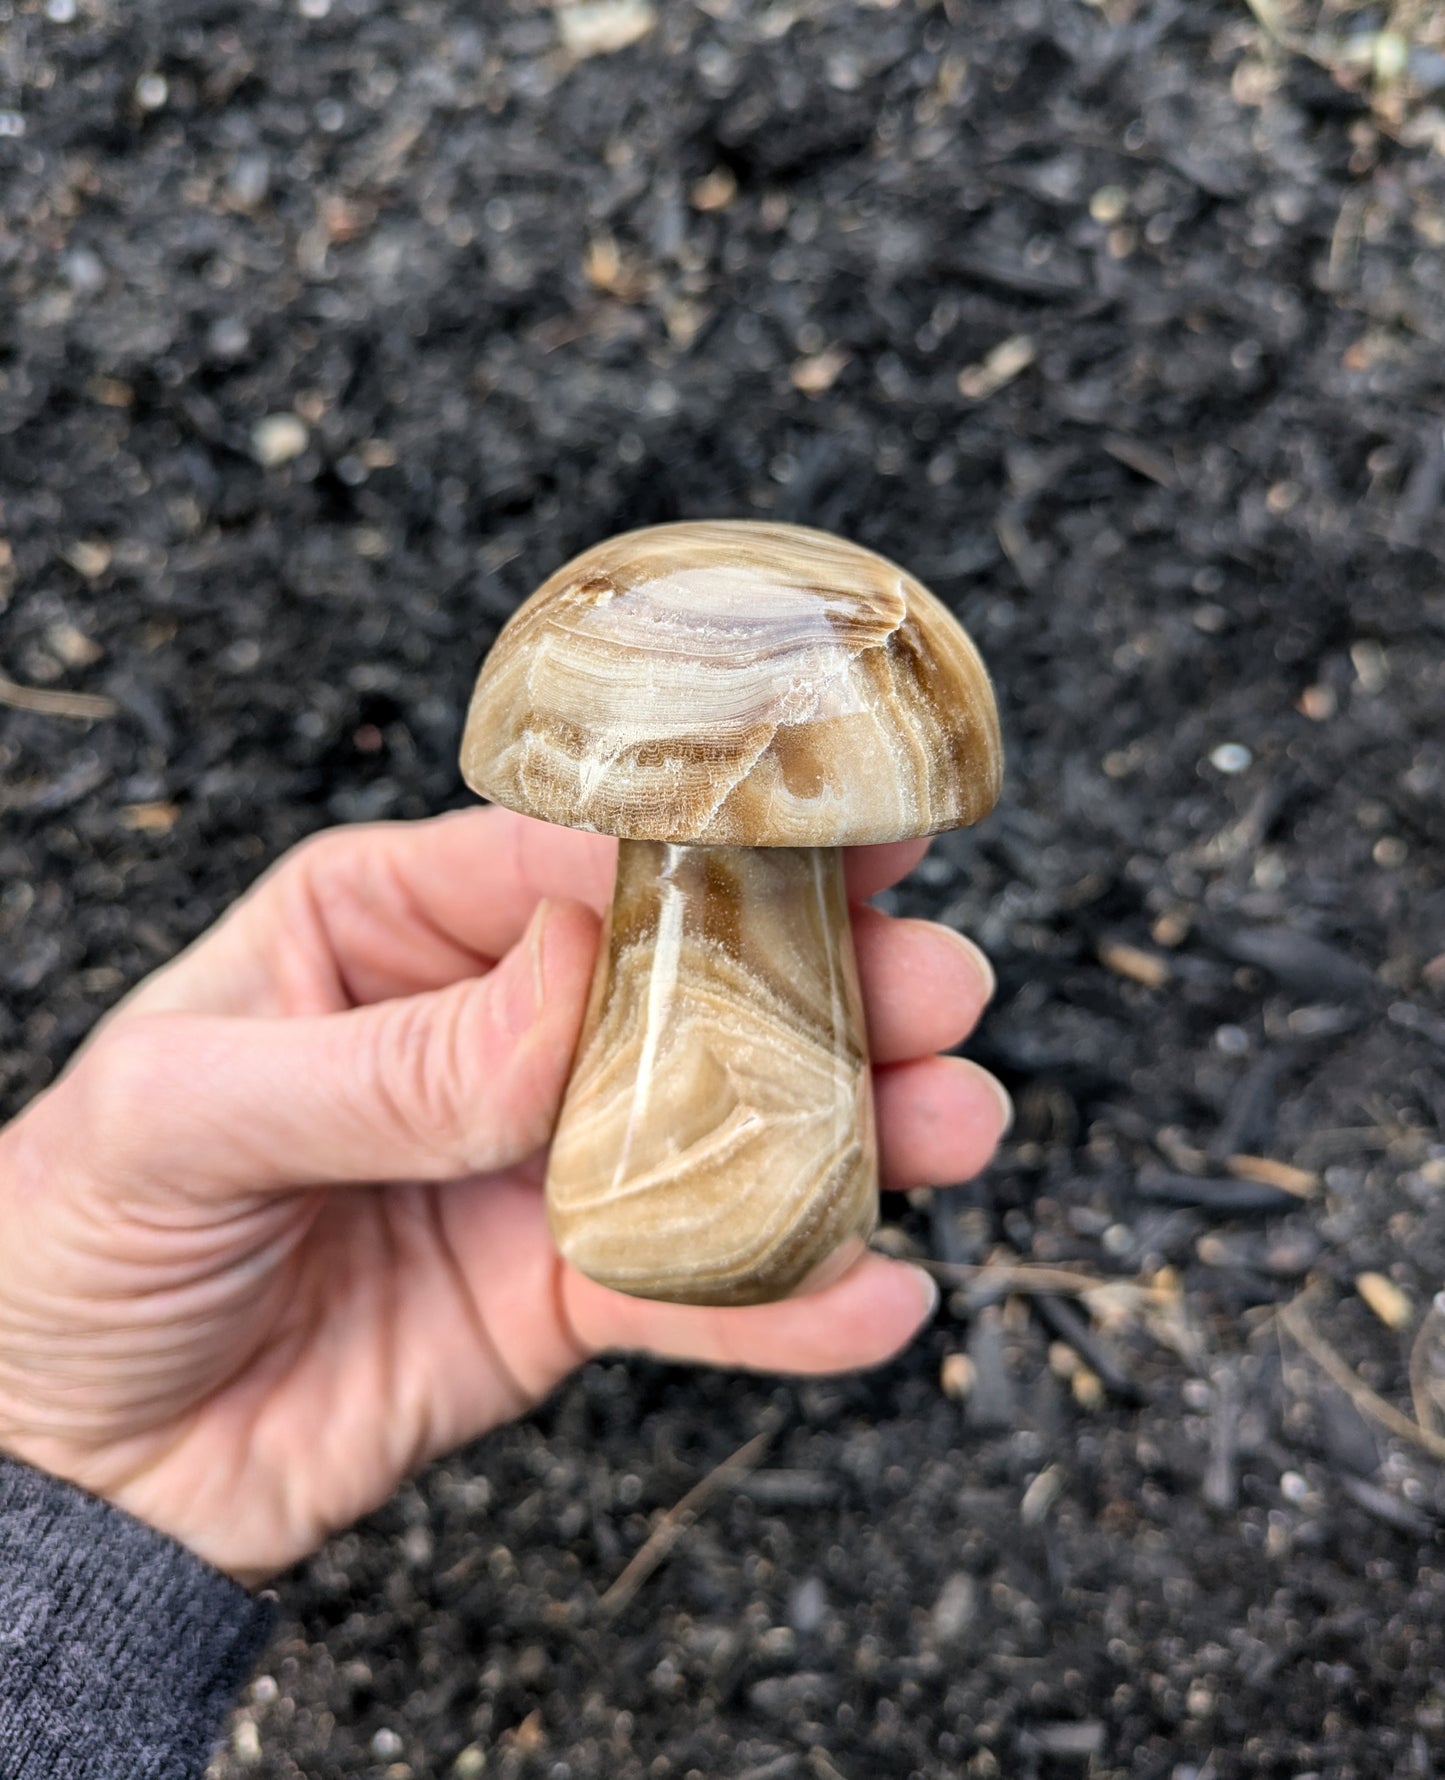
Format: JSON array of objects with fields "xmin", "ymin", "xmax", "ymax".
[{"xmin": 460, "ymin": 520, "xmax": 1002, "ymax": 1306}]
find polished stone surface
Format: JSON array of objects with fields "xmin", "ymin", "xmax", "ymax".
[
  {"xmin": 461, "ymin": 520, "xmax": 1002, "ymax": 848},
  {"xmin": 546, "ymin": 839, "xmax": 877, "ymax": 1305},
  {"xmin": 462, "ymin": 519, "xmax": 1002, "ymax": 1304}
]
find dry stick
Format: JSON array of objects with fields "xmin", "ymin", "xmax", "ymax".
[
  {"xmin": 1408, "ymin": 1300, "xmax": 1444, "ymax": 1438},
  {"xmin": 1279, "ymin": 1298, "xmax": 1445, "ymax": 1464},
  {"xmin": 918, "ymin": 1260, "xmax": 1144, "ymax": 1299},
  {"xmin": 599, "ymin": 1428, "xmax": 771, "ymax": 1615},
  {"xmin": 0, "ymin": 673, "xmax": 117, "ymax": 720}
]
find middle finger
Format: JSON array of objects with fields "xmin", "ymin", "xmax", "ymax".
[{"xmin": 852, "ymin": 904, "xmax": 995, "ymax": 1065}]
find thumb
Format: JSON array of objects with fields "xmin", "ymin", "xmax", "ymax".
[{"xmin": 69, "ymin": 900, "xmax": 600, "ymax": 1194}]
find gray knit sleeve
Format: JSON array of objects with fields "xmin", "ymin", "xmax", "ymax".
[{"xmin": 0, "ymin": 1455, "xmax": 277, "ymax": 1779}]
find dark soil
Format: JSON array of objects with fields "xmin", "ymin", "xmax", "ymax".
[{"xmin": 4, "ymin": 1, "xmax": 1445, "ymax": 1776}]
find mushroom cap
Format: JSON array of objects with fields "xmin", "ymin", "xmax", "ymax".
[{"xmin": 460, "ymin": 520, "xmax": 1002, "ymax": 847}]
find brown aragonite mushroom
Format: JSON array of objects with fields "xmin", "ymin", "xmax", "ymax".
[{"xmin": 460, "ymin": 520, "xmax": 1002, "ymax": 1306}]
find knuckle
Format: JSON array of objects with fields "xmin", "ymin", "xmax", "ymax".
[
  {"xmin": 270, "ymin": 824, "xmax": 390, "ymax": 923},
  {"xmin": 366, "ymin": 992, "xmax": 476, "ymax": 1171},
  {"xmin": 70, "ymin": 1015, "xmax": 190, "ymax": 1168},
  {"xmin": 272, "ymin": 828, "xmax": 354, "ymax": 917},
  {"xmin": 277, "ymin": 826, "xmax": 418, "ymax": 982}
]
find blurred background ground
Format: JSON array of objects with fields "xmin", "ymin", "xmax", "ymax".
[{"xmin": 3, "ymin": 0, "xmax": 1445, "ymax": 1775}]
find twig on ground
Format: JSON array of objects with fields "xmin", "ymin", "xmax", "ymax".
[
  {"xmin": 0, "ymin": 672, "xmax": 117, "ymax": 721},
  {"xmin": 599, "ymin": 1428, "xmax": 771, "ymax": 1614},
  {"xmin": 1279, "ymin": 1296, "xmax": 1445, "ymax": 1463},
  {"xmin": 1409, "ymin": 1296, "xmax": 1444, "ymax": 1438},
  {"xmin": 920, "ymin": 1260, "xmax": 1123, "ymax": 1298}
]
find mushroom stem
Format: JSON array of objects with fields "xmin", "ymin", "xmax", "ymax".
[{"xmin": 545, "ymin": 839, "xmax": 878, "ymax": 1306}]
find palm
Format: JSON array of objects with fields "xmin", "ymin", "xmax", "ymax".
[{"xmin": 84, "ymin": 1169, "xmax": 569, "ymax": 1583}]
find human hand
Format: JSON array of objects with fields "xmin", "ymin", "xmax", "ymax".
[{"xmin": 0, "ymin": 808, "xmax": 1007, "ymax": 1584}]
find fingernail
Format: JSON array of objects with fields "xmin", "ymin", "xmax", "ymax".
[
  {"xmin": 909, "ymin": 1265, "xmax": 941, "ymax": 1321},
  {"xmin": 958, "ymin": 1057, "xmax": 1013, "ymax": 1136},
  {"xmin": 986, "ymin": 1072, "xmax": 1014, "ymax": 1136},
  {"xmin": 940, "ymin": 927, "xmax": 996, "ymax": 1002},
  {"xmin": 501, "ymin": 902, "xmax": 551, "ymax": 1038}
]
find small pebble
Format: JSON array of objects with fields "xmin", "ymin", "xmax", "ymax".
[
  {"xmin": 1089, "ymin": 185, "xmax": 1129, "ymax": 223},
  {"xmin": 790, "ymin": 347, "xmax": 851, "ymax": 395},
  {"xmin": 252, "ymin": 413, "xmax": 309, "ymax": 467},
  {"xmin": 1350, "ymin": 639, "xmax": 1388, "ymax": 694},
  {"xmin": 46, "ymin": 620, "xmax": 102, "ymax": 667},
  {"xmin": 1209, "ymin": 742, "xmax": 1253, "ymax": 775},
  {"xmin": 63, "ymin": 539, "xmax": 112, "ymax": 579},
  {"xmin": 1020, "ymin": 1464, "xmax": 1063, "ymax": 1526},
  {"xmin": 1253, "ymin": 851, "xmax": 1289, "ymax": 891},
  {"xmin": 1099, "ymin": 939, "xmax": 1170, "ymax": 989},
  {"xmin": 1356, "ymin": 1271, "xmax": 1412, "ymax": 1330},
  {"xmin": 221, "ymin": 638, "xmax": 263, "ymax": 673},
  {"xmin": 940, "ymin": 1352, "xmax": 975, "ymax": 1400},
  {"xmin": 1151, "ymin": 910, "xmax": 1191, "ymax": 948},
  {"xmin": 372, "ymin": 1728, "xmax": 405, "ymax": 1760},
  {"xmin": 788, "ymin": 1576, "xmax": 828, "ymax": 1636},
  {"xmin": 400, "ymin": 1524, "xmax": 434, "ymax": 1566},
  {"xmin": 930, "ymin": 1573, "xmax": 978, "ymax": 1643},
  {"xmin": 209, "ymin": 317, "xmax": 251, "ymax": 359},
  {"xmin": 958, "ymin": 334, "xmax": 1035, "ymax": 400},
  {"xmin": 690, "ymin": 167, "xmax": 737, "ymax": 211},
  {"xmin": 826, "ymin": 51, "xmax": 864, "ymax": 91},
  {"xmin": 64, "ymin": 247, "xmax": 104, "ymax": 295},
  {"xmin": 135, "ymin": 73, "xmax": 169, "ymax": 110},
  {"xmin": 227, "ymin": 152, "xmax": 271, "ymax": 208},
  {"xmin": 120, "ymin": 801, "xmax": 179, "ymax": 833},
  {"xmin": 556, "ymin": 0, "xmax": 657, "ymax": 58}
]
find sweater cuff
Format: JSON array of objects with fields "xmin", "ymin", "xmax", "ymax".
[{"xmin": 0, "ymin": 1454, "xmax": 277, "ymax": 1780}]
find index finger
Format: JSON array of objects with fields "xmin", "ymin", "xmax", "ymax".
[
  {"xmin": 474, "ymin": 807, "xmax": 929, "ymax": 912},
  {"xmin": 373, "ymin": 806, "xmax": 928, "ymax": 952},
  {"xmin": 127, "ymin": 805, "xmax": 933, "ymax": 1017}
]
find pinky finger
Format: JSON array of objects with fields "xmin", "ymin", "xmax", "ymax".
[{"xmin": 561, "ymin": 1248, "xmax": 939, "ymax": 1376}]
